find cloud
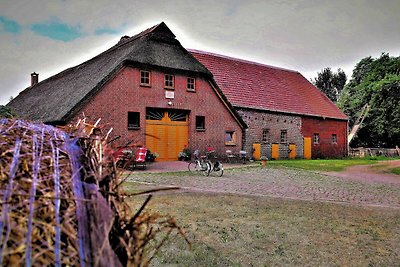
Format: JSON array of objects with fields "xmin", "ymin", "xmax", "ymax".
[
  {"xmin": 0, "ymin": 16, "xmax": 21, "ymax": 34},
  {"xmin": 1, "ymin": 0, "xmax": 400, "ymax": 105},
  {"xmin": 30, "ymin": 17, "xmax": 83, "ymax": 41}
]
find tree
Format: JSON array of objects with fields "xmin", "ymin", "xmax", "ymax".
[
  {"xmin": 313, "ymin": 67, "xmax": 347, "ymax": 102},
  {"xmin": 0, "ymin": 105, "xmax": 17, "ymax": 118},
  {"xmin": 338, "ymin": 53, "xmax": 400, "ymax": 148}
]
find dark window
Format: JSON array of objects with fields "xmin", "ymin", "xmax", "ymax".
[
  {"xmin": 313, "ymin": 133, "xmax": 320, "ymax": 144},
  {"xmin": 165, "ymin": 74, "xmax": 174, "ymax": 89},
  {"xmin": 128, "ymin": 112, "xmax": 140, "ymax": 129},
  {"xmin": 332, "ymin": 134, "xmax": 337, "ymax": 144},
  {"xmin": 196, "ymin": 116, "xmax": 205, "ymax": 130},
  {"xmin": 187, "ymin": 77, "xmax": 196, "ymax": 91},
  {"xmin": 168, "ymin": 110, "xmax": 187, "ymax": 121},
  {"xmin": 262, "ymin": 129, "xmax": 269, "ymax": 142},
  {"xmin": 140, "ymin": 70, "xmax": 150, "ymax": 86},
  {"xmin": 280, "ymin": 130, "xmax": 287, "ymax": 143}
]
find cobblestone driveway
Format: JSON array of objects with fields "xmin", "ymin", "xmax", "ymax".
[{"xmin": 126, "ymin": 166, "xmax": 400, "ymax": 208}]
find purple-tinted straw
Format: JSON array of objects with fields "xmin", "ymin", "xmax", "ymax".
[{"xmin": 0, "ymin": 137, "xmax": 22, "ymax": 266}]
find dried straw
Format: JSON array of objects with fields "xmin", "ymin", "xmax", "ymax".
[{"xmin": 0, "ymin": 118, "xmax": 187, "ymax": 266}]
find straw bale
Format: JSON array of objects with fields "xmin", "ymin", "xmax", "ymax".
[{"xmin": 0, "ymin": 118, "xmax": 187, "ymax": 267}]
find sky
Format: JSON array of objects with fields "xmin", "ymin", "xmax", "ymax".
[{"xmin": 1, "ymin": 0, "xmax": 400, "ymax": 105}]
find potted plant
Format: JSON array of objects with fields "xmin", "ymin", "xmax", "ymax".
[
  {"xmin": 260, "ymin": 156, "xmax": 268, "ymax": 166},
  {"xmin": 178, "ymin": 147, "xmax": 191, "ymax": 161}
]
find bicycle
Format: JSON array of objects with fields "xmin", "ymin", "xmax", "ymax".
[
  {"xmin": 205, "ymin": 149, "xmax": 224, "ymax": 177},
  {"xmin": 188, "ymin": 150, "xmax": 211, "ymax": 176}
]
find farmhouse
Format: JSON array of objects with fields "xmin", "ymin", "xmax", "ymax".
[
  {"xmin": 190, "ymin": 51, "xmax": 349, "ymax": 159},
  {"xmin": 8, "ymin": 22, "xmax": 348, "ymax": 160}
]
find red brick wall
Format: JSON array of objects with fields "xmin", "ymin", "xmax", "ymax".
[
  {"xmin": 74, "ymin": 66, "xmax": 243, "ymax": 157},
  {"xmin": 301, "ymin": 117, "xmax": 348, "ymax": 158}
]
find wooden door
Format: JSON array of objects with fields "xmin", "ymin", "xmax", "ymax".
[
  {"xmin": 303, "ymin": 137, "xmax": 312, "ymax": 159},
  {"xmin": 271, "ymin": 144, "xmax": 279, "ymax": 160},
  {"xmin": 252, "ymin": 143, "xmax": 261, "ymax": 160},
  {"xmin": 289, "ymin": 144, "xmax": 296, "ymax": 159},
  {"xmin": 146, "ymin": 109, "xmax": 188, "ymax": 161}
]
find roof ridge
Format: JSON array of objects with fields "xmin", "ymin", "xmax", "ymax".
[{"xmin": 188, "ymin": 49, "xmax": 299, "ymax": 74}]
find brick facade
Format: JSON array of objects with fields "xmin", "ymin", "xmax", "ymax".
[
  {"xmin": 75, "ymin": 66, "xmax": 243, "ymax": 157},
  {"xmin": 237, "ymin": 108, "xmax": 304, "ymax": 159},
  {"xmin": 301, "ymin": 117, "xmax": 348, "ymax": 158}
]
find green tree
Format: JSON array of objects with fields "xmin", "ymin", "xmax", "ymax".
[
  {"xmin": 0, "ymin": 105, "xmax": 17, "ymax": 118},
  {"xmin": 313, "ymin": 67, "xmax": 347, "ymax": 102},
  {"xmin": 338, "ymin": 53, "xmax": 400, "ymax": 147}
]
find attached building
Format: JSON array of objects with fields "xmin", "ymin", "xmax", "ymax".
[
  {"xmin": 8, "ymin": 22, "xmax": 348, "ymax": 160},
  {"xmin": 191, "ymin": 51, "xmax": 348, "ymax": 159}
]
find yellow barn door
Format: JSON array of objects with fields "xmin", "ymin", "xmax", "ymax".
[
  {"xmin": 304, "ymin": 137, "xmax": 312, "ymax": 159},
  {"xmin": 146, "ymin": 109, "xmax": 188, "ymax": 161},
  {"xmin": 271, "ymin": 144, "xmax": 279, "ymax": 160},
  {"xmin": 252, "ymin": 143, "xmax": 261, "ymax": 160},
  {"xmin": 289, "ymin": 144, "xmax": 296, "ymax": 159}
]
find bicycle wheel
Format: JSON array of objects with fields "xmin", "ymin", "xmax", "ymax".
[
  {"xmin": 201, "ymin": 162, "xmax": 211, "ymax": 176},
  {"xmin": 214, "ymin": 161, "xmax": 224, "ymax": 177},
  {"xmin": 188, "ymin": 161, "xmax": 199, "ymax": 172}
]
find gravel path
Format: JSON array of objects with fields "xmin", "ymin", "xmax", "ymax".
[{"xmin": 126, "ymin": 165, "xmax": 400, "ymax": 209}]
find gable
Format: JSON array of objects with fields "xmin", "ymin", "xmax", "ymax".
[{"xmin": 7, "ymin": 23, "xmax": 210, "ymax": 123}]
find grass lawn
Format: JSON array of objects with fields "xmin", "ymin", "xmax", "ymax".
[
  {"xmin": 127, "ymin": 190, "xmax": 400, "ymax": 266},
  {"xmin": 263, "ymin": 157, "xmax": 395, "ymax": 172},
  {"xmin": 390, "ymin": 167, "xmax": 400, "ymax": 175}
]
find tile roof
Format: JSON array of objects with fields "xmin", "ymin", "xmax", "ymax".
[{"xmin": 190, "ymin": 50, "xmax": 348, "ymax": 120}]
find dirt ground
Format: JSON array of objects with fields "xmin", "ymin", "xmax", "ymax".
[
  {"xmin": 324, "ymin": 160, "xmax": 400, "ymax": 184},
  {"xmin": 126, "ymin": 160, "xmax": 400, "ymax": 209}
]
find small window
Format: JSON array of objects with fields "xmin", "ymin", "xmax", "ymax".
[
  {"xmin": 225, "ymin": 131, "xmax": 237, "ymax": 145},
  {"xmin": 196, "ymin": 116, "xmax": 205, "ymax": 131},
  {"xmin": 187, "ymin": 77, "xmax": 196, "ymax": 91},
  {"xmin": 164, "ymin": 74, "xmax": 174, "ymax": 89},
  {"xmin": 313, "ymin": 133, "xmax": 320, "ymax": 144},
  {"xmin": 128, "ymin": 112, "xmax": 140, "ymax": 129},
  {"xmin": 262, "ymin": 129, "xmax": 270, "ymax": 142},
  {"xmin": 140, "ymin": 70, "xmax": 150, "ymax": 86},
  {"xmin": 332, "ymin": 134, "xmax": 337, "ymax": 144},
  {"xmin": 280, "ymin": 130, "xmax": 287, "ymax": 143}
]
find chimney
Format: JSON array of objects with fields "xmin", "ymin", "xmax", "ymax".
[
  {"xmin": 118, "ymin": 35, "xmax": 130, "ymax": 44},
  {"xmin": 31, "ymin": 72, "xmax": 39, "ymax": 87}
]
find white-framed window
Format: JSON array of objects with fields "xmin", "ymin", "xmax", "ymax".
[
  {"xmin": 280, "ymin": 130, "xmax": 287, "ymax": 143},
  {"xmin": 262, "ymin": 128, "xmax": 270, "ymax": 142},
  {"xmin": 164, "ymin": 74, "xmax": 174, "ymax": 89},
  {"xmin": 332, "ymin": 134, "xmax": 337, "ymax": 144},
  {"xmin": 313, "ymin": 133, "xmax": 320, "ymax": 144},
  {"xmin": 140, "ymin": 70, "xmax": 150, "ymax": 86},
  {"xmin": 187, "ymin": 77, "xmax": 196, "ymax": 91},
  {"xmin": 225, "ymin": 131, "xmax": 237, "ymax": 145}
]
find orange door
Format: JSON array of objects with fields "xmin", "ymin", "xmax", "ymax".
[
  {"xmin": 252, "ymin": 143, "xmax": 261, "ymax": 160},
  {"xmin": 303, "ymin": 137, "xmax": 312, "ymax": 159},
  {"xmin": 289, "ymin": 144, "xmax": 296, "ymax": 159},
  {"xmin": 271, "ymin": 144, "xmax": 279, "ymax": 160},
  {"xmin": 146, "ymin": 110, "xmax": 188, "ymax": 161}
]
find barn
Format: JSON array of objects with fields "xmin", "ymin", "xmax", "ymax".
[
  {"xmin": 7, "ymin": 22, "xmax": 246, "ymax": 161},
  {"xmin": 8, "ymin": 22, "xmax": 348, "ymax": 160},
  {"xmin": 191, "ymin": 51, "xmax": 348, "ymax": 159}
]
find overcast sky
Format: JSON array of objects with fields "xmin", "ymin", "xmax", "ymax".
[{"xmin": 1, "ymin": 0, "xmax": 399, "ymax": 105}]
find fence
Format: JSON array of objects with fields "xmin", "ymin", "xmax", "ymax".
[{"xmin": 349, "ymin": 146, "xmax": 400, "ymax": 158}]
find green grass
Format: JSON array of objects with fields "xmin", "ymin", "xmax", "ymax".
[
  {"xmin": 126, "ymin": 192, "xmax": 400, "ymax": 267},
  {"xmin": 264, "ymin": 158, "xmax": 379, "ymax": 172},
  {"xmin": 390, "ymin": 167, "xmax": 400, "ymax": 175}
]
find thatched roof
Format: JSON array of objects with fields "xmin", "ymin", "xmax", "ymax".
[{"xmin": 7, "ymin": 22, "xmax": 212, "ymax": 124}]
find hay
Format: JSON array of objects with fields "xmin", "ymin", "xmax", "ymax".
[{"xmin": 0, "ymin": 118, "xmax": 187, "ymax": 266}]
